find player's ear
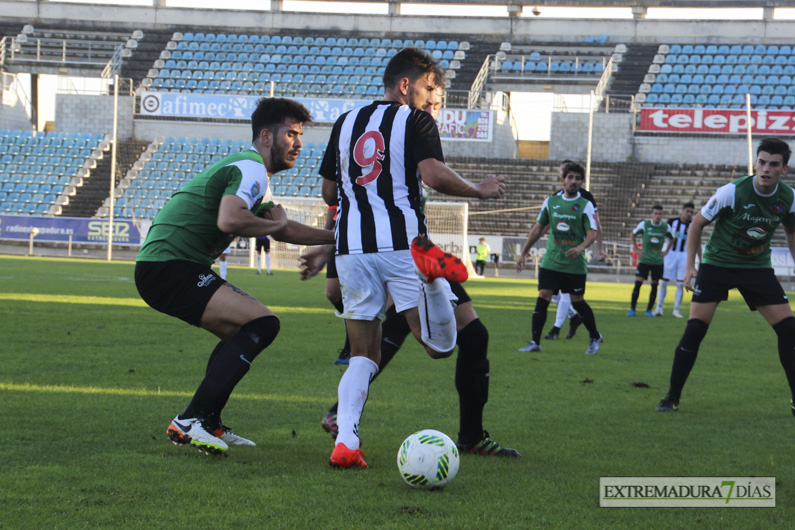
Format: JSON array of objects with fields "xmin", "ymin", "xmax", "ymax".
[
  {"xmin": 258, "ymin": 127, "xmax": 273, "ymax": 148},
  {"xmin": 399, "ymin": 76, "xmax": 410, "ymax": 95}
]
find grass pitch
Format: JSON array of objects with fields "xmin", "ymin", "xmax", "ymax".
[{"xmin": 1, "ymin": 255, "xmax": 793, "ymax": 528}]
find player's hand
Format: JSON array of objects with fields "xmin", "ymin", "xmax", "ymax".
[
  {"xmin": 597, "ymin": 248, "xmax": 607, "ymax": 261},
  {"xmin": 475, "ymin": 176, "xmax": 505, "ymax": 199},
  {"xmin": 299, "ymin": 246, "xmax": 332, "ymax": 280},
  {"xmin": 683, "ymin": 265, "xmax": 698, "ymax": 292},
  {"xmin": 515, "ymin": 254, "xmax": 527, "ymax": 273},
  {"xmin": 565, "ymin": 246, "xmax": 582, "ymax": 259}
]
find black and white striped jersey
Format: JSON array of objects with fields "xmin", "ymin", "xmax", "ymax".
[
  {"xmin": 320, "ymin": 101, "xmax": 444, "ymax": 255},
  {"xmin": 666, "ymin": 217, "xmax": 692, "ymax": 253}
]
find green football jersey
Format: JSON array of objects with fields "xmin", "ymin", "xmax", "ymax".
[
  {"xmin": 701, "ymin": 175, "xmax": 795, "ymax": 268},
  {"xmin": 137, "ymin": 148, "xmax": 269, "ymax": 266},
  {"xmin": 633, "ymin": 220, "xmax": 673, "ymax": 266},
  {"xmin": 537, "ymin": 192, "xmax": 596, "ymax": 274}
]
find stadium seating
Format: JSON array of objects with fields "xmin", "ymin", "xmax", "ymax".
[
  {"xmin": 141, "ymin": 32, "xmax": 467, "ymax": 98},
  {"xmin": 0, "ymin": 130, "xmax": 105, "ymax": 216},
  {"xmin": 642, "ymin": 43, "xmax": 795, "ymax": 109},
  {"xmin": 96, "ymin": 137, "xmax": 328, "ymax": 220}
]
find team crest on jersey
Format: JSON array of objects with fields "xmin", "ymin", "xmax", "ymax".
[
  {"xmin": 556, "ymin": 222, "xmax": 571, "ymax": 231},
  {"xmin": 706, "ymin": 198, "xmax": 718, "ymax": 213},
  {"xmin": 746, "ymin": 226, "xmax": 768, "ymax": 240},
  {"xmin": 772, "ymin": 201, "xmax": 786, "ymax": 214},
  {"xmin": 249, "ymin": 181, "xmax": 261, "ymax": 198},
  {"xmin": 571, "ymin": 203, "xmax": 581, "ymax": 212}
]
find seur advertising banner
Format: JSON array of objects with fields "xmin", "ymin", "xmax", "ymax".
[
  {"xmin": 0, "ymin": 215, "xmax": 143, "ymax": 245},
  {"xmin": 640, "ymin": 108, "xmax": 795, "ymax": 136}
]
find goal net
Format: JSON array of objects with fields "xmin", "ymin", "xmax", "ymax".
[{"xmin": 247, "ymin": 197, "xmax": 474, "ymax": 275}]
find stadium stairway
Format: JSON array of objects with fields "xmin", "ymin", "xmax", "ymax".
[
  {"xmin": 605, "ymin": 44, "xmax": 659, "ymax": 106},
  {"xmin": 122, "ymin": 29, "xmax": 175, "ymax": 88},
  {"xmin": 59, "ymin": 139, "xmax": 148, "ymax": 217}
]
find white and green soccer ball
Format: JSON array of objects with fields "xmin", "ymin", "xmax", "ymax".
[{"xmin": 397, "ymin": 429, "xmax": 460, "ymax": 489}]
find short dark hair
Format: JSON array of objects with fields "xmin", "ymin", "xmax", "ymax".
[
  {"xmin": 652, "ymin": 204, "xmax": 663, "ymax": 211},
  {"xmin": 383, "ymin": 47, "xmax": 444, "ymax": 90},
  {"xmin": 251, "ymin": 98, "xmax": 313, "ymax": 142},
  {"xmin": 560, "ymin": 159, "xmax": 575, "ymax": 166},
  {"xmin": 562, "ymin": 162, "xmax": 585, "ymax": 179},
  {"xmin": 683, "ymin": 202, "xmax": 695, "ymax": 209},
  {"xmin": 757, "ymin": 137, "xmax": 792, "ymax": 166}
]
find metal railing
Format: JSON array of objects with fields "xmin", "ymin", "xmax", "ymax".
[
  {"xmin": 7, "ymin": 36, "xmax": 123, "ymax": 68},
  {"xmin": 468, "ymin": 55, "xmax": 491, "ymax": 109}
]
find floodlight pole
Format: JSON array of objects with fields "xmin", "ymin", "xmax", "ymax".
[
  {"xmin": 745, "ymin": 93, "xmax": 753, "ymax": 175},
  {"xmin": 107, "ymin": 74, "xmax": 119, "ymax": 261},
  {"xmin": 585, "ymin": 90, "xmax": 595, "ymax": 191}
]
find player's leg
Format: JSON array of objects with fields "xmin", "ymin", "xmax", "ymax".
[
  {"xmin": 326, "ymin": 255, "xmax": 351, "ymax": 365},
  {"xmin": 218, "ymin": 253, "xmax": 228, "ymax": 280},
  {"xmin": 569, "ymin": 277, "xmax": 602, "ymax": 354},
  {"xmin": 646, "ymin": 266, "xmax": 663, "ymax": 316},
  {"xmin": 520, "ymin": 268, "xmax": 555, "ymax": 352},
  {"xmin": 672, "ymin": 254, "xmax": 687, "ymax": 318},
  {"xmin": 450, "ymin": 284, "xmax": 520, "ymax": 457},
  {"xmin": 265, "ymin": 250, "xmax": 272, "ymax": 274},
  {"xmin": 657, "ymin": 264, "xmax": 726, "ymax": 411},
  {"xmin": 629, "ymin": 270, "xmax": 644, "ymax": 316},
  {"xmin": 656, "ymin": 279, "xmax": 668, "ymax": 316},
  {"xmin": 546, "ymin": 292, "xmax": 572, "ymax": 340},
  {"xmin": 255, "ymin": 246, "xmax": 262, "ymax": 274}
]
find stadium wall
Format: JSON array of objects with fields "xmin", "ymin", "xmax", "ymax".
[
  {"xmin": 550, "ymin": 112, "xmax": 751, "ymax": 166},
  {"xmin": 55, "ymin": 94, "xmax": 135, "ymax": 138},
  {"xmin": 3, "ymin": 1, "xmax": 795, "ymax": 43}
]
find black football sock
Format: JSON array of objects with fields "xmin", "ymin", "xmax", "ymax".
[
  {"xmin": 455, "ymin": 319, "xmax": 489, "ymax": 443},
  {"xmin": 647, "ymin": 283, "xmax": 658, "ymax": 311},
  {"xmin": 531, "ymin": 297, "xmax": 550, "ymax": 344},
  {"xmin": 205, "ymin": 340, "xmax": 225, "ymax": 376},
  {"xmin": 773, "ymin": 317, "xmax": 795, "ymax": 402},
  {"xmin": 183, "ymin": 316, "xmax": 280, "ymax": 427},
  {"xmin": 571, "ymin": 300, "xmax": 600, "ymax": 339},
  {"xmin": 667, "ymin": 318, "xmax": 709, "ymax": 401},
  {"xmin": 631, "ymin": 281, "xmax": 642, "ymax": 310},
  {"xmin": 331, "ymin": 299, "xmax": 350, "ymax": 352}
]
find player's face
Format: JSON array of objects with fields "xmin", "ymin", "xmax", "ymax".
[
  {"xmin": 269, "ymin": 118, "xmax": 304, "ymax": 175},
  {"xmin": 755, "ymin": 150, "xmax": 787, "ymax": 190},
  {"xmin": 681, "ymin": 206, "xmax": 694, "ymax": 222},
  {"xmin": 562, "ymin": 171, "xmax": 583, "ymax": 196},
  {"xmin": 651, "ymin": 209, "xmax": 663, "ymax": 223},
  {"xmin": 427, "ymin": 87, "xmax": 443, "ymax": 120},
  {"xmin": 407, "ymin": 73, "xmax": 437, "ymax": 112}
]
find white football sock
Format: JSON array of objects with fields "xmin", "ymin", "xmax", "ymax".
[
  {"xmin": 256, "ymin": 253, "xmax": 262, "ymax": 274},
  {"xmin": 418, "ymin": 278, "xmax": 457, "ymax": 353},
  {"xmin": 657, "ymin": 280, "xmax": 668, "ymax": 310},
  {"xmin": 266, "ymin": 253, "xmax": 271, "ymax": 273},
  {"xmin": 674, "ymin": 281, "xmax": 684, "ymax": 312},
  {"xmin": 336, "ymin": 355, "xmax": 379, "ymax": 450},
  {"xmin": 554, "ymin": 293, "xmax": 572, "ymax": 328},
  {"xmin": 219, "ymin": 260, "xmax": 228, "ymax": 280}
]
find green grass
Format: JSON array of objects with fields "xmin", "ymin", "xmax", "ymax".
[{"xmin": 0, "ymin": 255, "xmax": 792, "ymax": 528}]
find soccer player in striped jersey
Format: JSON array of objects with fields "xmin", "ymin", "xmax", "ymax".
[
  {"xmin": 657, "ymin": 137, "xmax": 795, "ymax": 414},
  {"xmin": 654, "ymin": 202, "xmax": 700, "ymax": 318},
  {"xmin": 135, "ymin": 98, "xmax": 335, "ymax": 455},
  {"xmin": 312, "ymin": 85, "xmax": 520, "ymax": 459},
  {"xmin": 306, "ymin": 47, "xmax": 505, "ymax": 468},
  {"xmin": 627, "ymin": 205, "xmax": 674, "ymax": 317}
]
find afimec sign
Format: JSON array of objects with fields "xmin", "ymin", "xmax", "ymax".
[{"xmin": 640, "ymin": 108, "xmax": 795, "ymax": 136}]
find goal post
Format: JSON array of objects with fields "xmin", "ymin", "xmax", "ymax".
[{"xmin": 248, "ymin": 197, "xmax": 475, "ymax": 275}]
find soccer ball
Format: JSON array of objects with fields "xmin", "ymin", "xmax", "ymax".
[{"xmin": 397, "ymin": 429, "xmax": 460, "ymax": 489}]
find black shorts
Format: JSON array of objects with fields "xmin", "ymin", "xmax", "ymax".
[
  {"xmin": 450, "ymin": 281, "xmax": 472, "ymax": 305},
  {"xmin": 326, "ymin": 254, "xmax": 338, "ymax": 280},
  {"xmin": 538, "ymin": 267, "xmax": 587, "ymax": 295},
  {"xmin": 256, "ymin": 238, "xmax": 270, "ymax": 252},
  {"xmin": 635, "ymin": 263, "xmax": 664, "ymax": 281},
  {"xmin": 693, "ymin": 263, "xmax": 788, "ymax": 311},
  {"xmin": 135, "ymin": 260, "xmax": 225, "ymax": 326}
]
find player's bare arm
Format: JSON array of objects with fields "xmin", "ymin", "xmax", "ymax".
[
  {"xmin": 594, "ymin": 212, "xmax": 607, "ymax": 261},
  {"xmin": 565, "ymin": 229, "xmax": 596, "ymax": 259},
  {"xmin": 516, "ymin": 222, "xmax": 544, "ymax": 272},
  {"xmin": 630, "ymin": 232, "xmax": 643, "ymax": 261},
  {"xmin": 684, "ymin": 212, "xmax": 710, "ymax": 291},
  {"xmin": 217, "ymin": 195, "xmax": 288, "ymax": 236},
  {"xmin": 785, "ymin": 224, "xmax": 795, "ymax": 262},
  {"xmin": 417, "ymin": 158, "xmax": 505, "ymax": 199},
  {"xmin": 271, "ymin": 220, "xmax": 335, "ymax": 245}
]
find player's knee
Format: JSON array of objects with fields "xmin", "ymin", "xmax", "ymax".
[
  {"xmin": 773, "ymin": 316, "xmax": 795, "ymax": 338},
  {"xmin": 382, "ymin": 305, "xmax": 411, "ymax": 347},
  {"xmin": 237, "ymin": 315, "xmax": 280, "ymax": 363},
  {"xmin": 425, "ymin": 344, "xmax": 455, "ymax": 359},
  {"xmin": 325, "ymin": 285, "xmax": 341, "ymax": 304},
  {"xmin": 456, "ymin": 318, "xmax": 488, "ymax": 355},
  {"xmin": 679, "ymin": 318, "xmax": 709, "ymax": 350}
]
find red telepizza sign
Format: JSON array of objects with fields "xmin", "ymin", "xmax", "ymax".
[{"xmin": 639, "ymin": 108, "xmax": 795, "ymax": 136}]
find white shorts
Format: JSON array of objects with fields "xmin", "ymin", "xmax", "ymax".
[
  {"xmin": 336, "ymin": 250, "xmax": 421, "ymax": 320},
  {"xmin": 663, "ymin": 252, "xmax": 687, "ymax": 281}
]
